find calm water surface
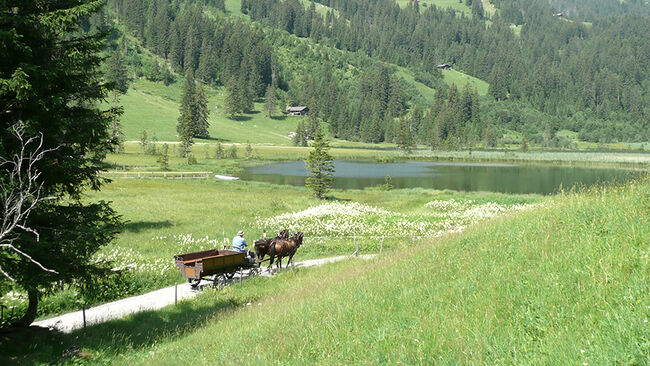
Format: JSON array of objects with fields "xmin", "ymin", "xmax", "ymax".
[{"xmin": 240, "ymin": 160, "xmax": 642, "ymax": 195}]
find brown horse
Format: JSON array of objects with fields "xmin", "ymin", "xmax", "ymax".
[
  {"xmin": 268, "ymin": 232, "xmax": 303, "ymax": 271},
  {"xmin": 254, "ymin": 229, "xmax": 289, "ymax": 264}
]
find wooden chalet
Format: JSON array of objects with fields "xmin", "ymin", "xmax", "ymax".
[
  {"xmin": 436, "ymin": 64, "xmax": 452, "ymax": 70},
  {"xmin": 287, "ymin": 106, "xmax": 309, "ymax": 116}
]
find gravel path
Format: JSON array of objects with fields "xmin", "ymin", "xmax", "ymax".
[{"xmin": 34, "ymin": 254, "xmax": 375, "ymax": 333}]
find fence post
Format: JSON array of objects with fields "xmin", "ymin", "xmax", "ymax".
[
  {"xmin": 355, "ymin": 236, "xmax": 359, "ymax": 256},
  {"xmin": 82, "ymin": 304, "xmax": 87, "ymax": 331},
  {"xmin": 380, "ymin": 236, "xmax": 384, "ymax": 253},
  {"xmin": 412, "ymin": 232, "xmax": 416, "ymax": 244},
  {"xmin": 175, "ymin": 283, "xmax": 178, "ymax": 305}
]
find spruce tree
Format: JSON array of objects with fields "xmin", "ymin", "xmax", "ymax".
[
  {"xmin": 395, "ymin": 116, "xmax": 414, "ymax": 153},
  {"xmin": 105, "ymin": 48, "xmax": 129, "ymax": 94},
  {"xmin": 0, "ymin": 0, "xmax": 122, "ymax": 325},
  {"xmin": 193, "ymin": 83, "xmax": 210, "ymax": 137},
  {"xmin": 305, "ymin": 126, "xmax": 335, "ymax": 199},
  {"xmin": 215, "ymin": 142, "xmax": 224, "ymax": 158},
  {"xmin": 224, "ymin": 76, "xmax": 242, "ymax": 118},
  {"xmin": 245, "ymin": 142, "xmax": 253, "ymax": 158},
  {"xmin": 293, "ymin": 122, "xmax": 305, "ymax": 146},
  {"xmin": 158, "ymin": 144, "xmax": 170, "ymax": 170},
  {"xmin": 178, "ymin": 70, "xmax": 209, "ymax": 138},
  {"xmin": 265, "ymin": 84, "xmax": 276, "ymax": 118},
  {"xmin": 229, "ymin": 144, "xmax": 238, "ymax": 158},
  {"xmin": 109, "ymin": 92, "xmax": 125, "ymax": 153}
]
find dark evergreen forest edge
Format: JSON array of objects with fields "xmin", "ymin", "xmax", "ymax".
[{"xmin": 103, "ymin": 0, "xmax": 648, "ymax": 148}]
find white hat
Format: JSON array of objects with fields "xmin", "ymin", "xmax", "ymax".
[{"xmin": 237, "ymin": 230, "xmax": 244, "ymax": 236}]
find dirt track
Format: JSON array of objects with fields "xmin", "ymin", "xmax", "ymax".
[{"xmin": 34, "ymin": 255, "xmax": 375, "ymax": 333}]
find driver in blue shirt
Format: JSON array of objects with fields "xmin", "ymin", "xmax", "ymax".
[{"xmin": 232, "ymin": 230, "xmax": 248, "ymax": 252}]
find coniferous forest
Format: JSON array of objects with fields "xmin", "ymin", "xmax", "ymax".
[{"xmin": 106, "ymin": 0, "xmax": 648, "ymax": 146}]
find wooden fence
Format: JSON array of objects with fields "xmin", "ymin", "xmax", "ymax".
[{"xmin": 101, "ymin": 171, "xmax": 211, "ymax": 179}]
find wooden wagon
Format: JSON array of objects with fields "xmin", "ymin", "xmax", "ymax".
[{"xmin": 174, "ymin": 249, "xmax": 259, "ymax": 288}]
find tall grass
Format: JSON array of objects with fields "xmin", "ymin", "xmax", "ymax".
[{"xmin": 14, "ymin": 178, "xmax": 645, "ymax": 364}]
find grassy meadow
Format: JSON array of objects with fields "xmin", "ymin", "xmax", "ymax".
[
  {"xmin": 0, "ymin": 174, "xmax": 542, "ymax": 321},
  {"xmin": 120, "ymin": 78, "xmax": 299, "ymax": 144},
  {"xmin": 5, "ymin": 178, "xmax": 648, "ymax": 364}
]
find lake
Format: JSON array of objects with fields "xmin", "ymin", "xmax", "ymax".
[{"xmin": 240, "ymin": 160, "xmax": 642, "ymax": 195}]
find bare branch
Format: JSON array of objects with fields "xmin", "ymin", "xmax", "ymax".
[{"xmin": 0, "ymin": 122, "xmax": 60, "ymax": 281}]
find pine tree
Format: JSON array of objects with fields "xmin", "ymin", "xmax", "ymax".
[
  {"xmin": 228, "ymin": 144, "xmax": 238, "ymax": 158},
  {"xmin": 521, "ymin": 136, "xmax": 529, "ymax": 152},
  {"xmin": 306, "ymin": 113, "xmax": 320, "ymax": 140},
  {"xmin": 177, "ymin": 72, "xmax": 196, "ymax": 162},
  {"xmin": 305, "ymin": 126, "xmax": 335, "ymax": 199},
  {"xmin": 265, "ymin": 84, "xmax": 276, "ymax": 118},
  {"xmin": 0, "ymin": 0, "xmax": 122, "ymax": 326},
  {"xmin": 193, "ymin": 83, "xmax": 210, "ymax": 137},
  {"xmin": 245, "ymin": 142, "xmax": 253, "ymax": 158},
  {"xmin": 395, "ymin": 116, "xmax": 414, "ymax": 153},
  {"xmin": 293, "ymin": 122, "xmax": 304, "ymax": 146},
  {"xmin": 224, "ymin": 76, "xmax": 242, "ymax": 118},
  {"xmin": 215, "ymin": 142, "xmax": 224, "ymax": 158},
  {"xmin": 157, "ymin": 144, "xmax": 170, "ymax": 170},
  {"xmin": 108, "ymin": 92, "xmax": 125, "ymax": 153},
  {"xmin": 472, "ymin": 0, "xmax": 484, "ymax": 19},
  {"xmin": 140, "ymin": 130, "xmax": 149, "ymax": 153},
  {"xmin": 105, "ymin": 48, "xmax": 129, "ymax": 93}
]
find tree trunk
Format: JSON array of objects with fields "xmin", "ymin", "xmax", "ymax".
[{"xmin": 11, "ymin": 289, "xmax": 38, "ymax": 327}]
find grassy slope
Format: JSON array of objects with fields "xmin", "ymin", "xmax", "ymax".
[
  {"xmin": 117, "ymin": 0, "xmax": 491, "ymax": 142},
  {"xmin": 397, "ymin": 0, "xmax": 471, "ymax": 15},
  {"xmin": 122, "ymin": 68, "xmax": 487, "ymax": 142},
  {"xmin": 297, "ymin": 0, "xmax": 340, "ymax": 17},
  {"xmin": 27, "ymin": 178, "xmax": 647, "ymax": 364},
  {"xmin": 482, "ymin": 0, "xmax": 497, "ymax": 16},
  {"xmin": 121, "ymin": 78, "xmax": 299, "ymax": 144},
  {"xmin": 441, "ymin": 68, "xmax": 489, "ymax": 95}
]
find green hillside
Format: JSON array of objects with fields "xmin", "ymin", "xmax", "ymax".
[
  {"xmin": 25, "ymin": 179, "xmax": 648, "ymax": 364},
  {"xmin": 120, "ymin": 79, "xmax": 299, "ymax": 144},
  {"xmin": 396, "ymin": 0, "xmax": 471, "ymax": 15}
]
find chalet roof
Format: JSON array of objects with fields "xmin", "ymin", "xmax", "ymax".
[
  {"xmin": 287, "ymin": 106, "xmax": 309, "ymax": 112},
  {"xmin": 436, "ymin": 64, "xmax": 451, "ymax": 69}
]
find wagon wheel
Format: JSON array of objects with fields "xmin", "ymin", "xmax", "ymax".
[
  {"xmin": 188, "ymin": 278, "xmax": 201, "ymax": 287},
  {"xmin": 248, "ymin": 266, "xmax": 259, "ymax": 277},
  {"xmin": 212, "ymin": 273, "xmax": 227, "ymax": 289}
]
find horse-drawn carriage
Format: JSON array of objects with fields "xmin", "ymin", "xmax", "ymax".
[
  {"xmin": 174, "ymin": 230, "xmax": 304, "ymax": 288},
  {"xmin": 174, "ymin": 248, "xmax": 258, "ymax": 288}
]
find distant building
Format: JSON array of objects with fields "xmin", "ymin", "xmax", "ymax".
[
  {"xmin": 436, "ymin": 64, "xmax": 451, "ymax": 70},
  {"xmin": 553, "ymin": 12, "xmax": 563, "ymax": 17},
  {"xmin": 286, "ymin": 106, "xmax": 309, "ymax": 116}
]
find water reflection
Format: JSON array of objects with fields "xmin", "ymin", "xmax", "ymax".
[{"xmin": 240, "ymin": 160, "xmax": 640, "ymax": 195}]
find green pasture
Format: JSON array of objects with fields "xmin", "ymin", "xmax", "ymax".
[
  {"xmin": 396, "ymin": 0, "xmax": 471, "ymax": 15},
  {"xmin": 2, "ymin": 171, "xmax": 541, "ymax": 321},
  {"xmin": 483, "ymin": 0, "xmax": 497, "ymax": 16},
  {"xmin": 224, "ymin": 0, "xmax": 246, "ymax": 17},
  {"xmin": 297, "ymin": 0, "xmax": 339, "ymax": 17},
  {"xmin": 441, "ymin": 68, "xmax": 489, "ymax": 95},
  {"xmin": 7, "ymin": 178, "xmax": 648, "ymax": 364},
  {"xmin": 108, "ymin": 141, "xmax": 650, "ymax": 171},
  {"xmin": 395, "ymin": 68, "xmax": 438, "ymax": 104},
  {"xmin": 120, "ymin": 78, "xmax": 299, "ymax": 144}
]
